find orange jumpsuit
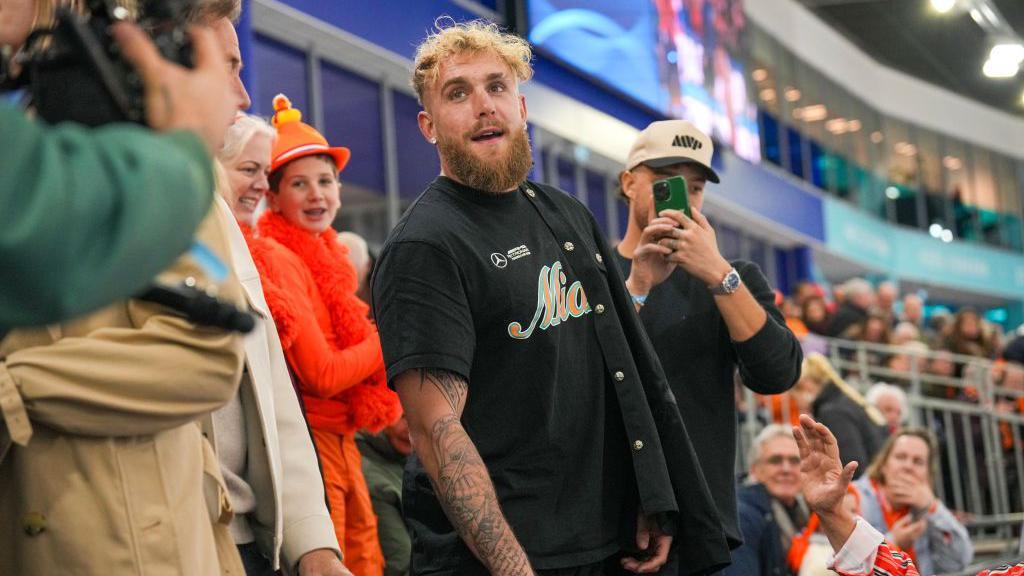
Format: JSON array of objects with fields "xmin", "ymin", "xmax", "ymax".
[{"xmin": 247, "ymin": 214, "xmax": 402, "ymax": 576}]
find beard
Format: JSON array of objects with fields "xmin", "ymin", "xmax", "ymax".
[{"xmin": 437, "ymin": 123, "xmax": 533, "ymax": 194}]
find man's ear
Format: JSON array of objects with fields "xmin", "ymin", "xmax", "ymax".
[
  {"xmin": 619, "ymin": 169, "xmax": 637, "ymax": 201},
  {"xmin": 519, "ymin": 93, "xmax": 528, "ymax": 124},
  {"xmin": 417, "ymin": 110, "xmax": 436, "ymax": 144}
]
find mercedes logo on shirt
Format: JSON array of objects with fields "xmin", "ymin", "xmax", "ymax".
[{"xmin": 490, "ymin": 252, "xmax": 508, "ymax": 269}]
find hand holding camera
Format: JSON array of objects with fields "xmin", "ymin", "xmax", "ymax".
[{"xmin": 111, "ymin": 22, "xmax": 236, "ymax": 152}]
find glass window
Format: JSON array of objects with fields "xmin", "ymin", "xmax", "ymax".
[
  {"xmin": 615, "ymin": 200, "xmax": 630, "ymax": 244},
  {"xmin": 970, "ymin": 146, "xmax": 998, "ymax": 211},
  {"xmin": 555, "ymin": 155, "xmax": 576, "ymax": 196},
  {"xmin": 320, "ymin": 62, "xmax": 384, "ymax": 194},
  {"xmin": 393, "ymin": 91, "xmax": 440, "ymax": 199},
  {"xmin": 586, "ymin": 169, "xmax": 610, "ymax": 235},
  {"xmin": 916, "ymin": 128, "xmax": 947, "ymax": 233},
  {"xmin": 748, "ymin": 239, "xmax": 768, "ymax": 274},
  {"xmin": 252, "ymin": 35, "xmax": 308, "ymax": 117},
  {"xmin": 718, "ymin": 224, "xmax": 741, "ymax": 260}
]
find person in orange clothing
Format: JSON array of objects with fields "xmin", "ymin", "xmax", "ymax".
[{"xmin": 251, "ymin": 94, "xmax": 402, "ymax": 576}]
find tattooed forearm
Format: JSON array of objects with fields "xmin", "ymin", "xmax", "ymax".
[
  {"xmin": 429, "ymin": 414, "xmax": 532, "ymax": 575},
  {"xmin": 417, "ymin": 368, "xmax": 468, "ymax": 413}
]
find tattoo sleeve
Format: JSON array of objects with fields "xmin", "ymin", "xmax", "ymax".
[{"xmin": 415, "ymin": 369, "xmax": 533, "ymax": 576}]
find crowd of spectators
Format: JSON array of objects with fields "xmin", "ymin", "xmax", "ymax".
[
  {"xmin": 773, "ymin": 277, "xmax": 1023, "ymax": 403},
  {"xmin": 729, "ymin": 277, "xmax": 1024, "ymax": 575}
]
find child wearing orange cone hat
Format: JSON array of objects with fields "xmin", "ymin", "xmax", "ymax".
[{"xmin": 250, "ymin": 94, "xmax": 400, "ymax": 576}]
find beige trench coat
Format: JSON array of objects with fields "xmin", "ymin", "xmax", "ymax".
[{"xmin": 0, "ymin": 205, "xmax": 247, "ymax": 575}]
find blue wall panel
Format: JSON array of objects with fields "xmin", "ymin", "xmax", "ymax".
[
  {"xmin": 718, "ymin": 151, "xmax": 825, "ymax": 243},
  {"xmin": 252, "ymin": 34, "xmax": 308, "ymax": 117},
  {"xmin": 320, "ymin": 62, "xmax": 385, "ymax": 193},
  {"xmin": 276, "ymin": 0, "xmax": 484, "ymax": 61}
]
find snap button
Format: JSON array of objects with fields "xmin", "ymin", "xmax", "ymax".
[
  {"xmin": 613, "ymin": 371, "xmax": 625, "ymax": 381},
  {"xmin": 563, "ymin": 242, "xmax": 575, "ymax": 252},
  {"xmin": 595, "ymin": 253, "xmax": 603, "ymax": 263},
  {"xmin": 22, "ymin": 512, "xmax": 46, "ymax": 536},
  {"xmin": 633, "ymin": 440, "xmax": 644, "ymax": 451},
  {"xmin": 595, "ymin": 304, "xmax": 605, "ymax": 314},
  {"xmin": 525, "ymin": 189, "xmax": 536, "ymax": 198}
]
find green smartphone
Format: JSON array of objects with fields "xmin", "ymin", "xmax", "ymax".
[{"xmin": 653, "ymin": 175, "xmax": 691, "ymax": 219}]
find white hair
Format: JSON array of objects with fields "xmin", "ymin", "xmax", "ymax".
[
  {"xmin": 218, "ymin": 113, "xmax": 276, "ymax": 166},
  {"xmin": 337, "ymin": 231, "xmax": 370, "ymax": 275},
  {"xmin": 866, "ymin": 382, "xmax": 909, "ymax": 424},
  {"xmin": 748, "ymin": 424, "xmax": 796, "ymax": 470},
  {"xmin": 843, "ymin": 277, "xmax": 874, "ymax": 298},
  {"xmin": 892, "ymin": 322, "xmax": 921, "ymax": 344}
]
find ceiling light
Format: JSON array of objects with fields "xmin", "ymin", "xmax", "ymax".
[
  {"xmin": 894, "ymin": 142, "xmax": 918, "ymax": 156},
  {"xmin": 886, "ymin": 186, "xmax": 901, "ymax": 200},
  {"xmin": 991, "ymin": 43, "xmax": 1024, "ymax": 64},
  {"xmin": 970, "ymin": 8, "xmax": 984, "ymax": 24},
  {"xmin": 929, "ymin": 223, "xmax": 943, "ymax": 238},
  {"xmin": 784, "ymin": 87, "xmax": 802, "ymax": 102},
  {"xmin": 930, "ymin": 0, "xmax": 956, "ymax": 13},
  {"xmin": 759, "ymin": 88, "xmax": 777, "ymax": 102},
  {"xmin": 983, "ymin": 58, "xmax": 1019, "ymax": 78},
  {"xmin": 752, "ymin": 68, "xmax": 768, "ymax": 82},
  {"xmin": 943, "ymin": 155, "xmax": 962, "ymax": 170},
  {"xmin": 825, "ymin": 118, "xmax": 848, "ymax": 134},
  {"xmin": 800, "ymin": 104, "xmax": 828, "ymax": 122},
  {"xmin": 847, "ymin": 119, "xmax": 862, "ymax": 132},
  {"xmin": 870, "ymin": 131, "xmax": 884, "ymax": 143},
  {"xmin": 941, "ymin": 229, "xmax": 954, "ymax": 243}
]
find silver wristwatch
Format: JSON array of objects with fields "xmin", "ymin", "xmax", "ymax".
[{"xmin": 709, "ymin": 267, "xmax": 741, "ymax": 295}]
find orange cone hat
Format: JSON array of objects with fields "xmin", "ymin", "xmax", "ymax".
[{"xmin": 269, "ymin": 93, "xmax": 351, "ymax": 175}]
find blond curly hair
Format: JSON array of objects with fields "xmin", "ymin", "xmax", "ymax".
[{"xmin": 411, "ymin": 17, "xmax": 533, "ymax": 105}]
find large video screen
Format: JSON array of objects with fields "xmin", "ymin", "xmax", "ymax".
[{"xmin": 527, "ymin": 0, "xmax": 761, "ymax": 163}]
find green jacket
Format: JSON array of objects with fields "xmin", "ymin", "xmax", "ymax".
[
  {"xmin": 356, "ymin": 431, "xmax": 409, "ymax": 576},
  {"xmin": 1, "ymin": 103, "xmax": 214, "ymax": 329}
]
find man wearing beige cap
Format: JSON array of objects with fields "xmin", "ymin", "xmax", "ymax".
[{"xmin": 614, "ymin": 120, "xmax": 803, "ymax": 568}]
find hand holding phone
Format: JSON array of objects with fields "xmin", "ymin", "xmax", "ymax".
[{"xmin": 653, "ymin": 176, "xmax": 691, "ymax": 220}]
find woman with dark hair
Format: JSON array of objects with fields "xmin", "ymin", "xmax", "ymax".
[
  {"xmin": 853, "ymin": 429, "xmax": 972, "ymax": 575},
  {"xmin": 944, "ymin": 308, "xmax": 997, "ymax": 360},
  {"xmin": 802, "ymin": 296, "xmax": 831, "ymax": 336}
]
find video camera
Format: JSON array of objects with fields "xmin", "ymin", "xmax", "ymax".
[
  {"xmin": 10, "ymin": 0, "xmax": 194, "ymax": 126},
  {"xmin": 2, "ymin": 0, "xmax": 255, "ymax": 334}
]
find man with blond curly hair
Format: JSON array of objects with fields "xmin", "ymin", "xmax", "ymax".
[{"xmin": 373, "ymin": 18, "xmax": 730, "ymax": 576}]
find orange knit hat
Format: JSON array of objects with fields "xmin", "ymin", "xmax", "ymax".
[{"xmin": 269, "ymin": 94, "xmax": 351, "ymax": 175}]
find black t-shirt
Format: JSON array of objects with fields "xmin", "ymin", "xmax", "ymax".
[{"xmin": 373, "ymin": 177, "xmax": 635, "ymax": 571}]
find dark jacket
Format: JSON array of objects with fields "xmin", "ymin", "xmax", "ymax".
[
  {"xmin": 812, "ymin": 383, "xmax": 886, "ymax": 476},
  {"xmin": 356, "ymin": 432, "xmax": 410, "ymax": 576},
  {"xmin": 722, "ymin": 484, "xmax": 791, "ymax": 576},
  {"xmin": 825, "ymin": 301, "xmax": 868, "ymax": 338},
  {"xmin": 613, "ymin": 254, "xmax": 803, "ymax": 549}
]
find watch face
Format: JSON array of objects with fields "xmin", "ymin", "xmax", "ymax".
[{"xmin": 725, "ymin": 270, "xmax": 741, "ymax": 291}]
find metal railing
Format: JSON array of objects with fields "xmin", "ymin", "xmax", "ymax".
[{"xmin": 737, "ymin": 337, "xmax": 1024, "ymax": 568}]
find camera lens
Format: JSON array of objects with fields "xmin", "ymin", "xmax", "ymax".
[{"xmin": 654, "ymin": 182, "xmax": 670, "ymax": 202}]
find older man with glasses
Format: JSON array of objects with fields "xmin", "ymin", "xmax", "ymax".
[{"xmin": 724, "ymin": 425, "xmax": 808, "ymax": 576}]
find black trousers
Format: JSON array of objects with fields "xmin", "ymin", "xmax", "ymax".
[{"xmin": 238, "ymin": 542, "xmax": 278, "ymax": 576}]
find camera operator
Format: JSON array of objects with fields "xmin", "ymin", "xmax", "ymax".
[
  {"xmin": 615, "ymin": 120, "xmax": 803, "ymax": 570},
  {"xmin": 0, "ymin": 0, "xmax": 238, "ymax": 328},
  {"xmin": 0, "ymin": 1, "xmax": 251, "ymax": 574}
]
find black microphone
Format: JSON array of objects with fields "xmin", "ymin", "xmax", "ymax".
[{"xmin": 137, "ymin": 283, "xmax": 255, "ymax": 333}]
